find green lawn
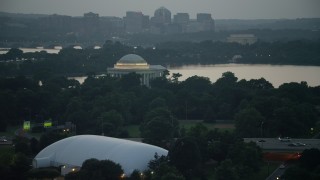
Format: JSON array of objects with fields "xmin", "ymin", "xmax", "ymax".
[
  {"xmin": 124, "ymin": 120, "xmax": 235, "ymax": 138},
  {"xmin": 179, "ymin": 120, "xmax": 235, "ymax": 132},
  {"xmin": 124, "ymin": 125, "xmax": 141, "ymax": 138},
  {"xmin": 0, "ymin": 126, "xmax": 19, "ymax": 137}
]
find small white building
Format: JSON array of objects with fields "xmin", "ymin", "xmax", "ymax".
[
  {"xmin": 33, "ymin": 135, "xmax": 168, "ymax": 176},
  {"xmin": 107, "ymin": 54, "xmax": 166, "ymax": 87}
]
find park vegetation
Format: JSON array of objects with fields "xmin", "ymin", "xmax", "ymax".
[
  {"xmin": 0, "ymin": 41, "xmax": 320, "ymax": 179},
  {"xmin": 0, "ymin": 68, "xmax": 319, "ymax": 179},
  {"xmin": 0, "ymin": 70, "xmax": 319, "ymax": 139}
]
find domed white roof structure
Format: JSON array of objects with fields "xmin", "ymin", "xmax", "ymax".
[
  {"xmin": 107, "ymin": 54, "xmax": 167, "ymax": 87},
  {"xmin": 115, "ymin": 54, "xmax": 149, "ymax": 69},
  {"xmin": 33, "ymin": 135, "xmax": 168, "ymax": 176},
  {"xmin": 118, "ymin": 54, "xmax": 147, "ymax": 64}
]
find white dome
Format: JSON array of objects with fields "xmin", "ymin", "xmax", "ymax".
[
  {"xmin": 33, "ymin": 135, "xmax": 168, "ymax": 175},
  {"xmin": 115, "ymin": 54, "xmax": 149, "ymax": 69},
  {"xmin": 118, "ymin": 54, "xmax": 147, "ymax": 64}
]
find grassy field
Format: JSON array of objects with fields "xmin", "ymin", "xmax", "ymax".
[
  {"xmin": 179, "ymin": 120, "xmax": 234, "ymax": 132},
  {"xmin": 124, "ymin": 120, "xmax": 235, "ymax": 138},
  {"xmin": 0, "ymin": 126, "xmax": 19, "ymax": 138},
  {"xmin": 125, "ymin": 125, "xmax": 141, "ymax": 138}
]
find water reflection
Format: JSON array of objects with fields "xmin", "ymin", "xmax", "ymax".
[
  {"xmin": 70, "ymin": 64, "xmax": 320, "ymax": 88},
  {"xmin": 169, "ymin": 64, "xmax": 320, "ymax": 87}
]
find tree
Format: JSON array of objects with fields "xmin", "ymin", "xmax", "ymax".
[
  {"xmin": 169, "ymin": 137, "xmax": 202, "ymax": 179},
  {"xmin": 10, "ymin": 153, "xmax": 32, "ymax": 179},
  {"xmin": 28, "ymin": 168, "xmax": 61, "ymax": 180},
  {"xmin": 234, "ymin": 107, "xmax": 265, "ymax": 137},
  {"xmin": 30, "ymin": 137, "xmax": 39, "ymax": 154},
  {"xmin": 282, "ymin": 166, "xmax": 312, "ymax": 180},
  {"xmin": 215, "ymin": 159, "xmax": 239, "ymax": 180},
  {"xmin": 238, "ymin": 78, "xmax": 273, "ymax": 89},
  {"xmin": 171, "ymin": 73, "xmax": 182, "ymax": 83},
  {"xmin": 100, "ymin": 109, "xmax": 124, "ymax": 129},
  {"xmin": 99, "ymin": 160, "xmax": 124, "ymax": 180},
  {"xmin": 149, "ymin": 160, "xmax": 185, "ymax": 180},
  {"xmin": 300, "ymin": 148, "xmax": 320, "ymax": 170},
  {"xmin": 128, "ymin": 170, "xmax": 141, "ymax": 180},
  {"xmin": 149, "ymin": 97, "xmax": 167, "ymax": 110},
  {"xmin": 0, "ymin": 114, "xmax": 8, "ymax": 132},
  {"xmin": 227, "ymin": 141, "xmax": 262, "ymax": 178},
  {"xmin": 141, "ymin": 116, "xmax": 175, "ymax": 146},
  {"xmin": 273, "ymin": 106, "xmax": 305, "ymax": 137},
  {"xmin": 215, "ymin": 71, "xmax": 238, "ymax": 87},
  {"xmin": 120, "ymin": 72, "xmax": 141, "ymax": 89},
  {"xmin": 39, "ymin": 132, "xmax": 67, "ymax": 151},
  {"xmin": 141, "ymin": 107, "xmax": 179, "ymax": 146},
  {"xmin": 180, "ymin": 75, "xmax": 211, "ymax": 92},
  {"xmin": 66, "ymin": 158, "xmax": 124, "ymax": 180},
  {"xmin": 5, "ymin": 48, "xmax": 23, "ymax": 60},
  {"xmin": 14, "ymin": 141, "xmax": 32, "ymax": 156}
]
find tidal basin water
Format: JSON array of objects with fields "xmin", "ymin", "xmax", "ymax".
[
  {"xmin": 168, "ymin": 64, "xmax": 320, "ymax": 88},
  {"xmin": 0, "ymin": 47, "xmax": 60, "ymax": 54},
  {"xmin": 71, "ymin": 64, "xmax": 320, "ymax": 88}
]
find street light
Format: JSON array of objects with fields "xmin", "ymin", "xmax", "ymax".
[
  {"xmin": 260, "ymin": 121, "xmax": 264, "ymax": 138},
  {"xmin": 185, "ymin": 101, "xmax": 188, "ymax": 121}
]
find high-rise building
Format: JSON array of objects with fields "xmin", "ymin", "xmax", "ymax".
[
  {"xmin": 173, "ymin": 13, "xmax": 190, "ymax": 33},
  {"xmin": 197, "ymin": 13, "xmax": 212, "ymax": 22},
  {"xmin": 124, "ymin": 11, "xmax": 147, "ymax": 33},
  {"xmin": 83, "ymin": 12, "xmax": 99, "ymax": 35},
  {"xmin": 173, "ymin": 13, "xmax": 189, "ymax": 24},
  {"xmin": 196, "ymin": 13, "xmax": 215, "ymax": 31}
]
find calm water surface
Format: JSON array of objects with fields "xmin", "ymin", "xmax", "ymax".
[
  {"xmin": 168, "ymin": 64, "xmax": 320, "ymax": 87},
  {"xmin": 0, "ymin": 48, "xmax": 60, "ymax": 54},
  {"xmin": 2, "ymin": 48, "xmax": 318, "ymax": 87},
  {"xmin": 71, "ymin": 64, "xmax": 320, "ymax": 88}
]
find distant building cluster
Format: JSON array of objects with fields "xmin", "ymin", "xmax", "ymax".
[
  {"xmin": 37, "ymin": 7, "xmax": 214, "ymax": 37},
  {"xmin": 124, "ymin": 7, "xmax": 215, "ymax": 34}
]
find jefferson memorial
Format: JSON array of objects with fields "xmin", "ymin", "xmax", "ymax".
[{"xmin": 107, "ymin": 54, "xmax": 166, "ymax": 87}]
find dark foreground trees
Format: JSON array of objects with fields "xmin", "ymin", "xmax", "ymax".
[
  {"xmin": 65, "ymin": 158, "xmax": 124, "ymax": 180},
  {"xmin": 1, "ymin": 70, "xmax": 319, "ymax": 138},
  {"xmin": 0, "ymin": 65, "xmax": 319, "ymax": 179}
]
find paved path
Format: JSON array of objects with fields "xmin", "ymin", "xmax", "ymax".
[{"xmin": 266, "ymin": 164, "xmax": 288, "ymax": 180}]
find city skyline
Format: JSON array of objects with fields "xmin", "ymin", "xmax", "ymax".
[{"xmin": 1, "ymin": 0, "xmax": 320, "ymax": 19}]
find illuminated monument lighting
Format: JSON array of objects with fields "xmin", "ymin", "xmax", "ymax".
[{"xmin": 107, "ymin": 54, "xmax": 166, "ymax": 87}]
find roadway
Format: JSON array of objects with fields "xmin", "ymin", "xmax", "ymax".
[
  {"xmin": 266, "ymin": 164, "xmax": 289, "ymax": 180},
  {"xmin": 244, "ymin": 138, "xmax": 320, "ymax": 152},
  {"xmin": 244, "ymin": 138, "xmax": 320, "ymax": 180}
]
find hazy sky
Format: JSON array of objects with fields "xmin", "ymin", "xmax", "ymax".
[{"xmin": 1, "ymin": 0, "xmax": 320, "ymax": 19}]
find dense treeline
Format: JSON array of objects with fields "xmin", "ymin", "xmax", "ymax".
[
  {"xmin": 1, "ymin": 72, "xmax": 320, "ymax": 179},
  {"xmin": 0, "ymin": 40, "xmax": 320, "ymax": 77},
  {"xmin": 1, "ymin": 71, "xmax": 319, "ymax": 138}
]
